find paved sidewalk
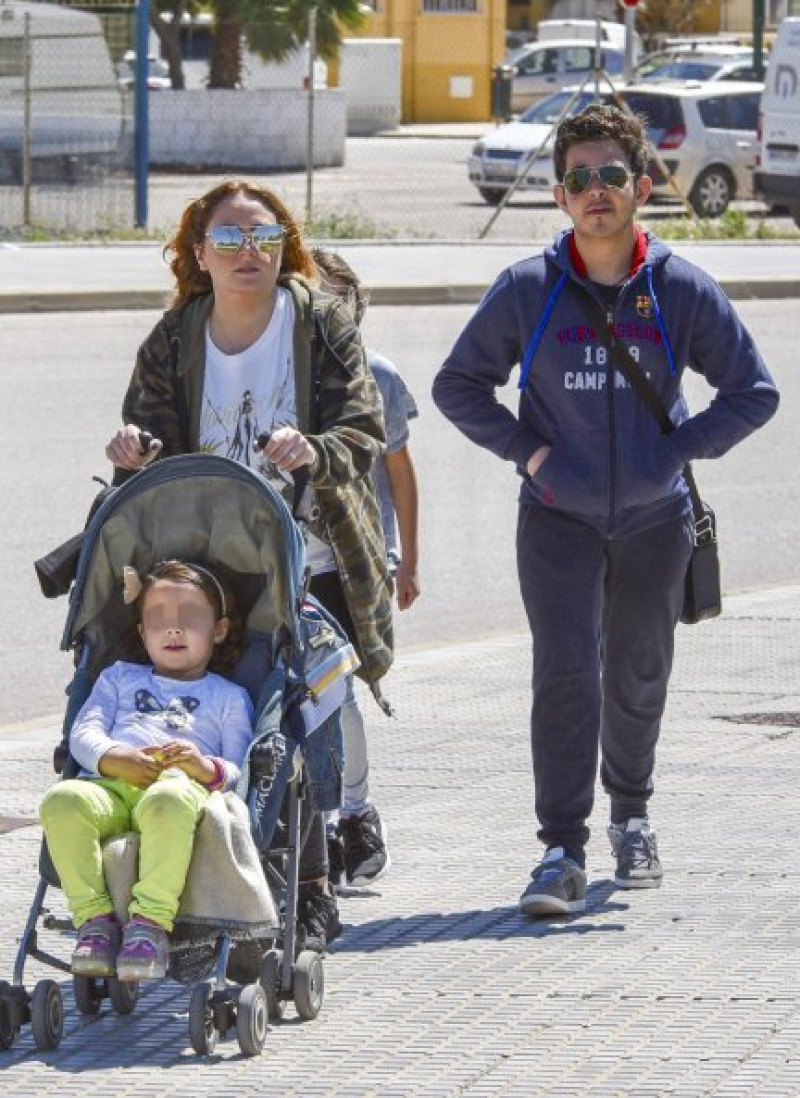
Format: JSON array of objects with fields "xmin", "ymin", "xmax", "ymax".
[
  {"xmin": 1, "ymin": 584, "xmax": 799, "ymax": 1094},
  {"xmin": 1, "ymin": 240, "xmax": 799, "ymax": 312}
]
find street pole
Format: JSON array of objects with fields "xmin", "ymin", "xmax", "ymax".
[
  {"xmin": 306, "ymin": 5, "xmax": 317, "ymax": 226},
  {"xmin": 753, "ymin": 0, "xmax": 765, "ymax": 81},
  {"xmin": 134, "ymin": 0, "xmax": 149, "ymax": 229},
  {"xmin": 623, "ymin": 4, "xmax": 636, "ymax": 82}
]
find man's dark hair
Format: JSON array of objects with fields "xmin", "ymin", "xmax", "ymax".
[{"xmin": 553, "ymin": 104, "xmax": 649, "ymax": 183}]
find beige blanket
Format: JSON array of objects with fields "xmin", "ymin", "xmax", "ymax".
[{"xmin": 102, "ymin": 791, "xmax": 278, "ymax": 943}]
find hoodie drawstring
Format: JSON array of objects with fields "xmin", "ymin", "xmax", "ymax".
[
  {"xmin": 645, "ymin": 264, "xmax": 677, "ymax": 376},
  {"xmin": 518, "ymin": 271, "xmax": 568, "ymax": 390}
]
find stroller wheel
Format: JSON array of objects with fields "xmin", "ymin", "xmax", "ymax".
[
  {"xmin": 292, "ymin": 950, "xmax": 325, "ymax": 1020},
  {"xmin": 108, "ymin": 978, "xmax": 139, "ymax": 1016},
  {"xmin": 236, "ymin": 983, "xmax": 268, "ymax": 1057},
  {"xmin": 73, "ymin": 975, "xmax": 104, "ymax": 1017},
  {"xmin": 189, "ymin": 981, "xmax": 219, "ymax": 1056},
  {"xmin": 31, "ymin": 980, "xmax": 64, "ymax": 1051},
  {"xmin": 259, "ymin": 950, "xmax": 285, "ymax": 1021},
  {"xmin": 0, "ymin": 984, "xmax": 19, "ymax": 1050}
]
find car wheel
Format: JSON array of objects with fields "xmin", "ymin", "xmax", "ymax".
[
  {"xmin": 689, "ymin": 166, "xmax": 734, "ymax": 218},
  {"xmin": 478, "ymin": 187, "xmax": 505, "ymax": 206},
  {"xmin": 793, "ymin": 210, "xmax": 800, "ymax": 230}
]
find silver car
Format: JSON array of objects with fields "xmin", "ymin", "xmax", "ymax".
[
  {"xmin": 468, "ymin": 82, "xmax": 763, "ymax": 218},
  {"xmin": 506, "ymin": 39, "xmax": 626, "ymax": 113}
]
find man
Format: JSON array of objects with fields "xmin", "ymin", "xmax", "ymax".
[{"xmin": 432, "ymin": 105, "xmax": 779, "ymax": 916}]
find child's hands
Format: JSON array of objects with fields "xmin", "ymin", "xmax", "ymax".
[
  {"xmin": 146, "ymin": 741, "xmax": 216, "ymax": 785},
  {"xmin": 99, "ymin": 745, "xmax": 161, "ymax": 788}
]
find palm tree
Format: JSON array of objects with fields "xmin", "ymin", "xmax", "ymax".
[{"xmin": 205, "ymin": 0, "xmax": 368, "ymax": 89}]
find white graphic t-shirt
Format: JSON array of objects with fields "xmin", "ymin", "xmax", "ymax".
[{"xmin": 198, "ymin": 289, "xmax": 335, "ymax": 574}]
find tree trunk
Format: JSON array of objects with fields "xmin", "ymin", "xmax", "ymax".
[
  {"xmin": 150, "ymin": 6, "xmax": 185, "ymax": 90},
  {"xmin": 208, "ymin": 0, "xmax": 242, "ymax": 89}
]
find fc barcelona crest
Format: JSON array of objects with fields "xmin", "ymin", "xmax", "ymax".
[{"xmin": 636, "ymin": 295, "xmax": 654, "ymax": 319}]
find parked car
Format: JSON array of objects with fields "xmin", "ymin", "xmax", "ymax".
[
  {"xmin": 632, "ymin": 44, "xmax": 759, "ymax": 84},
  {"xmin": 754, "ymin": 17, "xmax": 800, "ymax": 227},
  {"xmin": 505, "ymin": 39, "xmax": 627, "ymax": 112},
  {"xmin": 468, "ymin": 81, "xmax": 763, "ymax": 217}
]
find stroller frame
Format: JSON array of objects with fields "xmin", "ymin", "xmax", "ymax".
[{"xmin": 1, "ymin": 455, "xmax": 344, "ymax": 1057}]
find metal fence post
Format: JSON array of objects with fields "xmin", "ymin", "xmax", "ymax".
[
  {"xmin": 305, "ymin": 4, "xmax": 317, "ymax": 226},
  {"xmin": 22, "ymin": 12, "xmax": 32, "ymax": 226},
  {"xmin": 134, "ymin": 0, "xmax": 149, "ymax": 229}
]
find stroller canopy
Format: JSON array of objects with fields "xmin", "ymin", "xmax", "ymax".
[{"xmin": 62, "ymin": 455, "xmax": 307, "ymax": 663}]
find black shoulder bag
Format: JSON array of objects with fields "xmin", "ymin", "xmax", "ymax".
[{"xmin": 584, "ymin": 293, "xmax": 722, "ymax": 625}]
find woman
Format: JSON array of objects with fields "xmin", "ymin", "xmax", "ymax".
[{"xmin": 105, "ymin": 180, "xmax": 393, "ymax": 952}]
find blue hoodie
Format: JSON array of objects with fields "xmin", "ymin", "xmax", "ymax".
[{"xmin": 432, "ymin": 230, "xmax": 779, "ymax": 538}]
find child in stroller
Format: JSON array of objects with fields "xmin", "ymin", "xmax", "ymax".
[
  {"xmin": 1, "ymin": 452, "xmax": 357, "ymax": 1057},
  {"xmin": 39, "ymin": 559, "xmax": 254, "ymax": 984}
]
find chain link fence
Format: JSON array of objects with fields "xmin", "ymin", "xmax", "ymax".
[{"xmin": 0, "ymin": 1, "xmax": 134, "ymax": 235}]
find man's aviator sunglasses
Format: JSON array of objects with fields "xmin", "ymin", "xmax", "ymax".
[
  {"xmin": 561, "ymin": 164, "xmax": 632, "ymax": 196},
  {"xmin": 205, "ymin": 224, "xmax": 285, "ymax": 254}
]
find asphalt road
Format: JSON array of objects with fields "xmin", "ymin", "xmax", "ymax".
[
  {"xmin": 145, "ymin": 137, "xmax": 800, "ymax": 241},
  {"xmin": 2, "ymin": 299, "xmax": 797, "ymax": 728}
]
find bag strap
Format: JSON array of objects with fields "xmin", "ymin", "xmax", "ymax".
[{"xmin": 577, "ymin": 288, "xmax": 706, "ymax": 528}]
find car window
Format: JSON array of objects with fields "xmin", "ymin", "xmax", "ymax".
[
  {"xmin": 698, "ymin": 93, "xmax": 759, "ymax": 131},
  {"xmin": 642, "ymin": 61, "xmax": 721, "ymax": 81},
  {"xmin": 603, "ymin": 51, "xmax": 624, "ymax": 75},
  {"xmin": 718, "ymin": 65, "xmax": 759, "ymax": 81},
  {"xmin": 621, "ymin": 92, "xmax": 684, "ymax": 131},
  {"xmin": 563, "ymin": 47, "xmax": 594, "ymax": 73},
  {"xmin": 518, "ymin": 90, "xmax": 613, "ymax": 125},
  {"xmin": 517, "ymin": 48, "xmax": 558, "ymax": 76}
]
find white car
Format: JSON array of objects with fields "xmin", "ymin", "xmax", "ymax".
[
  {"xmin": 632, "ymin": 44, "xmax": 759, "ymax": 83},
  {"xmin": 505, "ymin": 39, "xmax": 627, "ymax": 112},
  {"xmin": 468, "ymin": 81, "xmax": 763, "ymax": 217}
]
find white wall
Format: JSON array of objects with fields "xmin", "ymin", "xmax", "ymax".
[
  {"xmin": 148, "ymin": 88, "xmax": 346, "ymax": 169},
  {"xmin": 339, "ymin": 38, "xmax": 402, "ymax": 135}
]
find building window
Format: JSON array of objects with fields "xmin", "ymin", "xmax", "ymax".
[{"xmin": 422, "ymin": 0, "xmax": 478, "ymax": 13}]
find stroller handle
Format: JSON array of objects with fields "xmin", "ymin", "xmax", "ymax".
[
  {"xmin": 139, "ymin": 430, "xmax": 154, "ymax": 455},
  {"xmin": 254, "ymin": 432, "xmax": 312, "ymax": 522}
]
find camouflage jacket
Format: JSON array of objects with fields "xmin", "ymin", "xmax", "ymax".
[{"xmin": 115, "ymin": 277, "xmax": 394, "ymax": 692}]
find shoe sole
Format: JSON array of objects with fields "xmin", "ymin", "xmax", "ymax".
[
  {"xmin": 614, "ymin": 874, "xmax": 663, "ymax": 889},
  {"xmin": 71, "ymin": 958, "xmax": 116, "ymax": 978},
  {"xmin": 519, "ymin": 894, "xmax": 586, "ymax": 916},
  {"xmin": 115, "ymin": 963, "xmax": 167, "ymax": 981}
]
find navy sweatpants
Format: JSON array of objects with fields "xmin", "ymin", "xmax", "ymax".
[{"xmin": 516, "ymin": 499, "xmax": 693, "ymax": 855}]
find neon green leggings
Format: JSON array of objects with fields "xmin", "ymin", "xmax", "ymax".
[{"xmin": 40, "ymin": 769, "xmax": 208, "ymax": 930}]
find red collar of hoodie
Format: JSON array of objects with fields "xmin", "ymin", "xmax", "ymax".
[{"xmin": 568, "ymin": 227, "xmax": 649, "ymax": 281}]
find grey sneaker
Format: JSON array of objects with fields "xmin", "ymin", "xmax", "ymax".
[
  {"xmin": 519, "ymin": 848, "xmax": 587, "ymax": 916},
  {"xmin": 608, "ymin": 818, "xmax": 663, "ymax": 889}
]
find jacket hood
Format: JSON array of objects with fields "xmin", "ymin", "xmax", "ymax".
[{"xmin": 545, "ymin": 228, "xmax": 673, "ymax": 280}]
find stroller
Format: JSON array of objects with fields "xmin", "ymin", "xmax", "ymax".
[{"xmin": 0, "ymin": 453, "xmax": 357, "ymax": 1057}]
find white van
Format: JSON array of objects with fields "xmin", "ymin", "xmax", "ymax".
[
  {"xmin": 0, "ymin": 1, "xmax": 124, "ymax": 178},
  {"xmin": 754, "ymin": 17, "xmax": 800, "ymax": 225}
]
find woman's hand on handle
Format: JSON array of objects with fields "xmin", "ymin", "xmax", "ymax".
[
  {"xmin": 255, "ymin": 426, "xmax": 316, "ymax": 473},
  {"xmin": 105, "ymin": 425, "xmax": 163, "ymax": 471}
]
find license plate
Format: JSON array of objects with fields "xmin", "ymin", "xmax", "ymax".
[{"xmin": 484, "ymin": 161, "xmax": 518, "ymax": 179}]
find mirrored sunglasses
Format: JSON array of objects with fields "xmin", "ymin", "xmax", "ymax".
[
  {"xmin": 205, "ymin": 224, "xmax": 285, "ymax": 254},
  {"xmin": 562, "ymin": 164, "xmax": 632, "ymax": 196}
]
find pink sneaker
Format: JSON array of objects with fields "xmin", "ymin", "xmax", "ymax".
[
  {"xmin": 116, "ymin": 916, "xmax": 169, "ymax": 981},
  {"xmin": 71, "ymin": 913, "xmax": 121, "ymax": 977}
]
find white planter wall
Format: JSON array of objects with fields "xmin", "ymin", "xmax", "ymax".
[{"xmin": 148, "ymin": 88, "xmax": 346, "ymax": 170}]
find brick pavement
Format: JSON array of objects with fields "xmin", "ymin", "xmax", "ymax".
[{"xmin": 0, "ymin": 587, "xmax": 799, "ymax": 1095}]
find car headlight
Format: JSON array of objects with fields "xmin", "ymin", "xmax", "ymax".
[{"xmin": 472, "ymin": 141, "xmax": 486, "ymax": 156}]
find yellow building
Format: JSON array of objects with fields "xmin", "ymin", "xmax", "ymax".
[{"xmin": 351, "ymin": 0, "xmax": 506, "ymax": 123}]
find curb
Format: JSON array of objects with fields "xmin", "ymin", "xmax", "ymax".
[{"xmin": 1, "ymin": 277, "xmax": 798, "ymax": 313}]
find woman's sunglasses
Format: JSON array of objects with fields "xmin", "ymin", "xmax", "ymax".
[
  {"xmin": 562, "ymin": 165, "xmax": 632, "ymax": 196},
  {"xmin": 204, "ymin": 224, "xmax": 285, "ymax": 255}
]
